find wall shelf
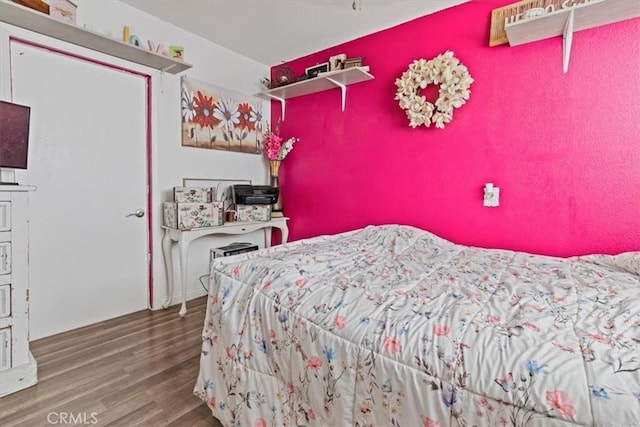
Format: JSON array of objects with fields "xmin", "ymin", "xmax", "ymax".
[
  {"xmin": 259, "ymin": 67, "xmax": 374, "ymax": 119},
  {"xmin": 504, "ymin": 0, "xmax": 639, "ymax": 72},
  {"xmin": 0, "ymin": 0, "xmax": 192, "ymax": 74}
]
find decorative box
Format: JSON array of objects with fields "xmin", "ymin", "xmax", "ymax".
[
  {"xmin": 11, "ymin": 0, "xmax": 49, "ymax": 15},
  {"xmin": 47, "ymin": 0, "xmax": 77, "ymax": 24},
  {"xmin": 173, "ymin": 186, "xmax": 214, "ymax": 203},
  {"xmin": 163, "ymin": 202, "xmax": 223, "ymax": 229},
  {"xmin": 236, "ymin": 204, "xmax": 271, "ymax": 222}
]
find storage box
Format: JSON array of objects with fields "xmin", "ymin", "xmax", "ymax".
[
  {"xmin": 236, "ymin": 204, "xmax": 271, "ymax": 222},
  {"xmin": 173, "ymin": 186, "xmax": 213, "ymax": 203},
  {"xmin": 47, "ymin": 0, "xmax": 77, "ymax": 24},
  {"xmin": 11, "ymin": 0, "xmax": 49, "ymax": 15},
  {"xmin": 163, "ymin": 202, "xmax": 223, "ymax": 229}
]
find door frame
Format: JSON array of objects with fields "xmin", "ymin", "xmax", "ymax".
[{"xmin": 1, "ymin": 29, "xmax": 155, "ymax": 308}]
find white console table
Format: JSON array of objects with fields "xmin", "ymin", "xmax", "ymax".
[{"xmin": 161, "ymin": 217, "xmax": 289, "ymax": 316}]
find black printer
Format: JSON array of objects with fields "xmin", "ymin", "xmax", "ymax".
[{"xmin": 232, "ymin": 185, "xmax": 279, "ymax": 205}]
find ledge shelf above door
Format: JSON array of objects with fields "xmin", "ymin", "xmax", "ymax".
[
  {"xmin": 0, "ymin": 0, "xmax": 192, "ymax": 74},
  {"xmin": 504, "ymin": 0, "xmax": 639, "ymax": 73},
  {"xmin": 259, "ymin": 67, "xmax": 374, "ymax": 120}
]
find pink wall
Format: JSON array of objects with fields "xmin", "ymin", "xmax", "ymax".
[{"xmin": 272, "ymin": 1, "xmax": 640, "ymax": 257}]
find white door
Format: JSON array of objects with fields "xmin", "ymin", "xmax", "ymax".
[{"xmin": 11, "ymin": 42, "xmax": 149, "ymax": 340}]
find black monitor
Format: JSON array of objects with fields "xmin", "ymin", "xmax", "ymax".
[{"xmin": 0, "ymin": 100, "xmax": 31, "ymax": 170}]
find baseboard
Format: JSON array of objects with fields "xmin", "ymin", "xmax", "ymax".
[
  {"xmin": 151, "ymin": 286, "xmax": 208, "ymax": 311},
  {"xmin": 0, "ymin": 352, "xmax": 38, "ymax": 397}
]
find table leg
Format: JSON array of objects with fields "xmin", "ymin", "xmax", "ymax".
[
  {"xmin": 280, "ymin": 224, "xmax": 289, "ymax": 244},
  {"xmin": 178, "ymin": 235, "xmax": 189, "ymax": 317},
  {"xmin": 265, "ymin": 227, "xmax": 272, "ymax": 248},
  {"xmin": 161, "ymin": 229, "xmax": 174, "ymax": 309}
]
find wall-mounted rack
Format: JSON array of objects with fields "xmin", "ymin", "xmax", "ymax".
[
  {"xmin": 0, "ymin": 0, "xmax": 192, "ymax": 74},
  {"xmin": 259, "ymin": 67, "xmax": 374, "ymax": 119},
  {"xmin": 503, "ymin": 0, "xmax": 639, "ymax": 72}
]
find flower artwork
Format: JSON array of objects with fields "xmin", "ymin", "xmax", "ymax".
[
  {"xmin": 181, "ymin": 77, "xmax": 265, "ymax": 154},
  {"xmin": 395, "ymin": 51, "xmax": 473, "ymax": 129},
  {"xmin": 262, "ymin": 120, "xmax": 298, "ymax": 161}
]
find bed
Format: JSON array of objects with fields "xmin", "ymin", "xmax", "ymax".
[{"xmin": 194, "ymin": 224, "xmax": 640, "ymax": 426}]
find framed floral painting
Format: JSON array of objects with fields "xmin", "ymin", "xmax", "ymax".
[{"xmin": 181, "ymin": 77, "xmax": 265, "ymax": 154}]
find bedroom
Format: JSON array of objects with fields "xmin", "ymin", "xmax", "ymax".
[{"xmin": 0, "ymin": 0, "xmax": 638, "ymax": 425}]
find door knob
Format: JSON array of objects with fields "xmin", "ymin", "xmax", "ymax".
[{"xmin": 126, "ymin": 209, "xmax": 145, "ymax": 218}]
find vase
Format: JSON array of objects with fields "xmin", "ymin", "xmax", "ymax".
[{"xmin": 269, "ymin": 160, "xmax": 284, "ymax": 213}]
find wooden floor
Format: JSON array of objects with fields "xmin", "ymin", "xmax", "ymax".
[{"xmin": 0, "ymin": 297, "xmax": 223, "ymax": 427}]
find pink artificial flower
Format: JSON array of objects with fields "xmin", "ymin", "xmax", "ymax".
[
  {"xmin": 308, "ymin": 356, "xmax": 323, "ymax": 369},
  {"xmin": 268, "ymin": 329, "xmax": 276, "ymax": 339},
  {"xmin": 208, "ymin": 397, "xmax": 216, "ymax": 408},
  {"xmin": 225, "ymin": 346, "xmax": 233, "ymax": 360},
  {"xmin": 433, "ymin": 325, "xmax": 450, "ymax": 336},
  {"xmin": 383, "ymin": 336, "xmax": 402, "ymax": 354},
  {"xmin": 295, "ymin": 279, "xmax": 307, "ymax": 288},
  {"xmin": 334, "ymin": 315, "xmax": 346, "ymax": 330},
  {"xmin": 262, "ymin": 121, "xmax": 298, "ymax": 161},
  {"xmin": 254, "ymin": 418, "xmax": 267, "ymax": 427},
  {"xmin": 546, "ymin": 390, "xmax": 576, "ymax": 417},
  {"xmin": 308, "ymin": 409, "xmax": 316, "ymax": 420}
]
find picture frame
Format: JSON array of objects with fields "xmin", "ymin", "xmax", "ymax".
[
  {"xmin": 305, "ymin": 62, "xmax": 329, "ymax": 78},
  {"xmin": 329, "ymin": 54, "xmax": 347, "ymax": 71},
  {"xmin": 343, "ymin": 57, "xmax": 363, "ymax": 69},
  {"xmin": 182, "ymin": 178, "xmax": 252, "ymax": 211},
  {"xmin": 181, "ymin": 77, "xmax": 265, "ymax": 154}
]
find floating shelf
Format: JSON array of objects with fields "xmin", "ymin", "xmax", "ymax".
[
  {"xmin": 259, "ymin": 67, "xmax": 374, "ymax": 119},
  {"xmin": 504, "ymin": 0, "xmax": 639, "ymax": 72},
  {"xmin": 0, "ymin": 0, "xmax": 192, "ymax": 74}
]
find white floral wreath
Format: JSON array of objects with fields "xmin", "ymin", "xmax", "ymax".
[{"xmin": 395, "ymin": 51, "xmax": 474, "ymax": 129}]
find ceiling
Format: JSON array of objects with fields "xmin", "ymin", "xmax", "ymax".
[{"xmin": 119, "ymin": 0, "xmax": 468, "ymax": 66}]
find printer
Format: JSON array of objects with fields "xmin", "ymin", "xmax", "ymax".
[{"xmin": 232, "ymin": 185, "xmax": 279, "ymax": 205}]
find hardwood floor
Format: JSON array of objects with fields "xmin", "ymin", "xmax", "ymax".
[{"xmin": 0, "ymin": 297, "xmax": 223, "ymax": 427}]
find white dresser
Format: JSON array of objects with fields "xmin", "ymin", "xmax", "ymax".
[{"xmin": 0, "ymin": 185, "xmax": 37, "ymax": 397}]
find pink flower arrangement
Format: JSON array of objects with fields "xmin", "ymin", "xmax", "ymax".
[{"xmin": 263, "ymin": 120, "xmax": 299, "ymax": 161}]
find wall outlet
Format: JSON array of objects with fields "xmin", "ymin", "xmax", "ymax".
[{"xmin": 484, "ymin": 183, "xmax": 500, "ymax": 207}]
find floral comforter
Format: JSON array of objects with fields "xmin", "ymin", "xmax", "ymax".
[{"xmin": 194, "ymin": 225, "xmax": 640, "ymax": 426}]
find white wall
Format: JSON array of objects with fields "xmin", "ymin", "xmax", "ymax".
[{"xmin": 2, "ymin": 0, "xmax": 271, "ymax": 321}]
